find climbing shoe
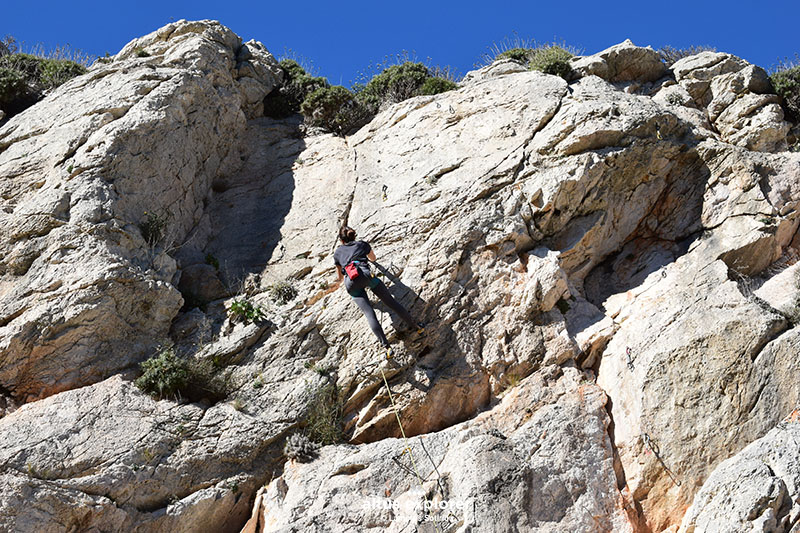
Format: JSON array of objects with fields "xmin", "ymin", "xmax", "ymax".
[
  {"xmin": 385, "ymin": 346, "xmax": 394, "ymax": 360},
  {"xmin": 416, "ymin": 322, "xmax": 426, "ymax": 335}
]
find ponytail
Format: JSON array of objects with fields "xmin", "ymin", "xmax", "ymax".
[{"xmin": 339, "ymin": 225, "xmax": 357, "ymax": 243}]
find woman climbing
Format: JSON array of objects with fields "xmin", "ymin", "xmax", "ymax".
[{"xmin": 333, "ymin": 225, "xmax": 423, "ymax": 358}]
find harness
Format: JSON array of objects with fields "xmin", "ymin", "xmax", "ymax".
[{"xmin": 344, "ymin": 260, "xmax": 379, "ymax": 298}]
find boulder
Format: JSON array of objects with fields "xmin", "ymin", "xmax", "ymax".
[
  {"xmin": 672, "ymin": 51, "xmax": 749, "ymax": 106},
  {"xmin": 178, "ymin": 263, "xmax": 228, "ymax": 304},
  {"xmin": 572, "ymin": 39, "xmax": 667, "ymax": 83},
  {"xmin": 461, "ymin": 58, "xmax": 528, "ymax": 84},
  {"xmin": 707, "ymin": 65, "xmax": 789, "ymax": 151}
]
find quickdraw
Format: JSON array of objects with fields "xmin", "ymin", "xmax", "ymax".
[{"xmin": 642, "ymin": 432, "xmax": 681, "ymax": 486}]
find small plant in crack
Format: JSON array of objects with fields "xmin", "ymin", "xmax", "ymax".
[
  {"xmin": 139, "ymin": 210, "xmax": 171, "ymax": 247},
  {"xmin": 232, "ymin": 397, "xmax": 245, "ymax": 411},
  {"xmin": 228, "ymin": 298, "xmax": 266, "ymax": 324},
  {"xmin": 205, "ymin": 253, "xmax": 220, "ymax": 270},
  {"xmin": 268, "ymin": 280, "xmax": 297, "ymax": 305},
  {"xmin": 304, "ymin": 360, "xmax": 332, "ymax": 377},
  {"xmin": 303, "ymin": 380, "xmax": 344, "ymax": 445},
  {"xmin": 284, "ymin": 432, "xmax": 319, "ymax": 462}
]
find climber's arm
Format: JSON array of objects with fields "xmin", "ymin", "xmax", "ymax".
[{"xmin": 367, "ymin": 250, "xmax": 376, "ymax": 262}]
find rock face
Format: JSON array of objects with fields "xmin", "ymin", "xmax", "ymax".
[
  {"xmin": 1, "ymin": 25, "xmax": 800, "ymax": 533},
  {"xmin": 571, "ymin": 38, "xmax": 667, "ymax": 83},
  {"xmin": 671, "ymin": 52, "xmax": 789, "ymax": 151},
  {"xmin": 679, "ymin": 410, "xmax": 800, "ymax": 532},
  {"xmin": 0, "ymin": 20, "xmax": 281, "ymax": 404},
  {"xmin": 246, "ymin": 366, "xmax": 638, "ymax": 532}
]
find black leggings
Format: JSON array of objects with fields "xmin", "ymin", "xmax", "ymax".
[{"xmin": 349, "ymin": 278, "xmax": 416, "ymax": 347}]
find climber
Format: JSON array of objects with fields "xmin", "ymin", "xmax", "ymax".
[{"xmin": 334, "ymin": 225, "xmax": 423, "ymax": 358}]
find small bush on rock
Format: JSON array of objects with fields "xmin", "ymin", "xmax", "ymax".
[
  {"xmin": 267, "ymin": 280, "xmax": 298, "ymax": 305},
  {"xmin": 283, "ymin": 432, "xmax": 319, "ymax": 462},
  {"xmin": 304, "ymin": 382, "xmax": 344, "ymax": 445},
  {"xmin": 529, "ymin": 46, "xmax": 574, "ymax": 80},
  {"xmin": 135, "ymin": 346, "xmax": 231, "ymax": 402},
  {"xmin": 228, "ymin": 299, "xmax": 266, "ymax": 323},
  {"xmin": 497, "ymin": 47, "xmax": 533, "ymax": 63},
  {"xmin": 358, "ymin": 61, "xmax": 430, "ymax": 110},
  {"xmin": 0, "ymin": 52, "xmax": 86, "ymax": 117},
  {"xmin": 264, "ymin": 59, "xmax": 328, "ymax": 119},
  {"xmin": 139, "ymin": 210, "xmax": 171, "ymax": 247},
  {"xmin": 135, "ymin": 347, "xmax": 188, "ymax": 400},
  {"xmin": 771, "ymin": 58, "xmax": 800, "ymax": 123},
  {"xmin": 301, "ymin": 85, "xmax": 369, "ymax": 135},
  {"xmin": 0, "ymin": 67, "xmax": 27, "ymax": 109},
  {"xmin": 356, "ymin": 61, "xmax": 458, "ymax": 115},
  {"xmin": 419, "ymin": 77, "xmax": 458, "ymax": 95}
]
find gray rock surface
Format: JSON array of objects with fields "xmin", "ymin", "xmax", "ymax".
[
  {"xmin": 1, "ymin": 21, "xmax": 800, "ymax": 533},
  {"xmin": 246, "ymin": 366, "xmax": 639, "ymax": 532},
  {"xmin": 679, "ymin": 412, "xmax": 800, "ymax": 532},
  {"xmin": 672, "ymin": 52, "xmax": 790, "ymax": 151},
  {"xmin": 572, "ymin": 39, "xmax": 666, "ymax": 83},
  {"xmin": 0, "ymin": 19, "xmax": 281, "ymax": 403}
]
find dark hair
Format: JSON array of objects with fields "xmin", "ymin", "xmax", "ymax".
[{"xmin": 339, "ymin": 225, "xmax": 356, "ymax": 243}]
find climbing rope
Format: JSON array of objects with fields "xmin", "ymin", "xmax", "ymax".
[
  {"xmin": 369, "ymin": 258, "xmax": 446, "ymax": 529},
  {"xmin": 379, "ymin": 365, "xmax": 443, "ymax": 532}
]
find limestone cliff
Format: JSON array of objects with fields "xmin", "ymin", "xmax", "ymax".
[{"xmin": 1, "ymin": 20, "xmax": 799, "ymax": 533}]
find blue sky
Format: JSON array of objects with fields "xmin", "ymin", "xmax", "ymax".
[{"xmin": 4, "ymin": 1, "xmax": 799, "ymax": 85}]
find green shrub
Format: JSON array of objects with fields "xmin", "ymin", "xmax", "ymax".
[
  {"xmin": 357, "ymin": 61, "xmax": 430, "ymax": 111},
  {"xmin": 135, "ymin": 346, "xmax": 231, "ymax": 402},
  {"xmin": 267, "ymin": 280, "xmax": 298, "ymax": 305},
  {"xmin": 419, "ymin": 77, "xmax": 458, "ymax": 95},
  {"xmin": 139, "ymin": 210, "xmax": 170, "ymax": 247},
  {"xmin": 228, "ymin": 299, "xmax": 266, "ymax": 323},
  {"xmin": 0, "ymin": 67, "xmax": 28, "ymax": 108},
  {"xmin": 771, "ymin": 61, "xmax": 800, "ymax": 123},
  {"xmin": 39, "ymin": 58, "xmax": 85, "ymax": 87},
  {"xmin": 497, "ymin": 47, "xmax": 533, "ymax": 63},
  {"xmin": 529, "ymin": 46, "xmax": 574, "ymax": 80},
  {"xmin": 658, "ymin": 45, "xmax": 717, "ymax": 67},
  {"xmin": 264, "ymin": 59, "xmax": 328, "ymax": 119},
  {"xmin": 478, "ymin": 34, "xmax": 538, "ymax": 67},
  {"xmin": 135, "ymin": 347, "xmax": 189, "ymax": 400},
  {"xmin": 0, "ymin": 52, "xmax": 86, "ymax": 117},
  {"xmin": 300, "ymin": 85, "xmax": 369, "ymax": 135},
  {"xmin": 304, "ymin": 382, "xmax": 343, "ymax": 445}
]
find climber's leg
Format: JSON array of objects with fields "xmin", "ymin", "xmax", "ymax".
[
  {"xmin": 350, "ymin": 288, "xmax": 390, "ymax": 347},
  {"xmin": 370, "ymin": 278, "xmax": 416, "ymax": 328}
]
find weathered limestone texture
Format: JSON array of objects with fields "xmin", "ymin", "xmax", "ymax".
[
  {"xmin": 0, "ymin": 20, "xmax": 281, "ymax": 403},
  {"xmin": 1, "ymin": 27, "xmax": 799, "ymax": 532}
]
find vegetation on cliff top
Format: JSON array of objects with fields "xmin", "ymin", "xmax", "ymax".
[
  {"xmin": 770, "ymin": 56, "xmax": 800, "ymax": 123},
  {"xmin": 266, "ymin": 54, "xmax": 458, "ymax": 135},
  {"xmin": 0, "ymin": 36, "xmax": 89, "ymax": 119}
]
